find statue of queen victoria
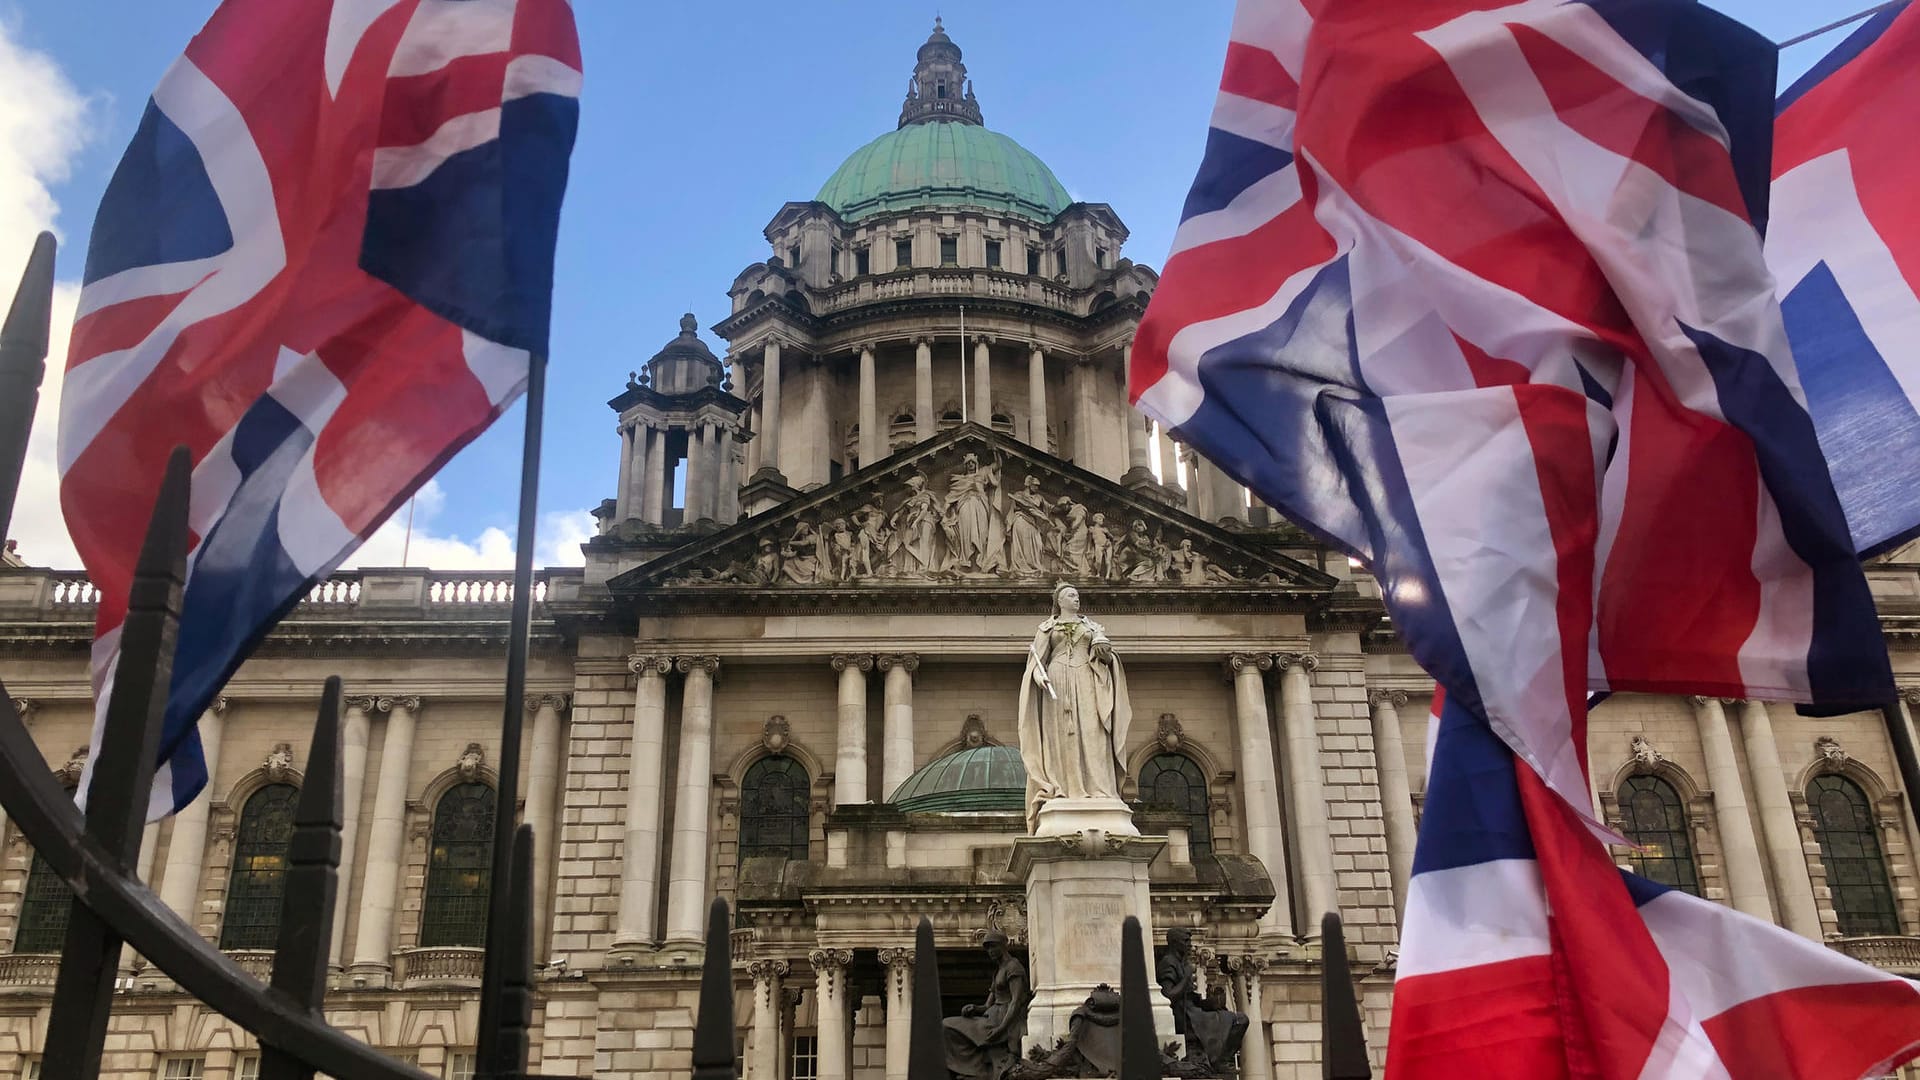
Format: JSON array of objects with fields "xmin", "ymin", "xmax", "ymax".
[{"xmin": 1017, "ymin": 582, "xmax": 1133, "ymax": 832}]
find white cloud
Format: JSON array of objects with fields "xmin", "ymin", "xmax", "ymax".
[
  {"xmin": 0, "ymin": 13, "xmax": 90, "ymax": 571},
  {"xmin": 0, "ymin": 18, "xmax": 593, "ymax": 574}
]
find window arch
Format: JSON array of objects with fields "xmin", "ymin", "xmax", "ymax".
[
  {"xmin": 220, "ymin": 782, "xmax": 298, "ymax": 950},
  {"xmin": 420, "ymin": 782, "xmax": 497, "ymax": 947},
  {"xmin": 1808, "ymin": 774, "xmax": 1899, "ymax": 936},
  {"xmin": 1616, "ymin": 775, "xmax": 1700, "ymax": 895},
  {"xmin": 1138, "ymin": 753, "xmax": 1212, "ymax": 857},
  {"xmin": 740, "ymin": 755, "xmax": 810, "ymax": 861},
  {"xmin": 12, "ymin": 849, "xmax": 72, "ymax": 954}
]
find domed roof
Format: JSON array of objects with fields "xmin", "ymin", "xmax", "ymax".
[
  {"xmin": 816, "ymin": 123, "xmax": 1072, "ymax": 225},
  {"xmin": 891, "ymin": 744, "xmax": 1026, "ymax": 813}
]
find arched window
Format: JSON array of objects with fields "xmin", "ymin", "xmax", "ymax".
[
  {"xmin": 420, "ymin": 782, "xmax": 497, "ymax": 947},
  {"xmin": 12, "ymin": 849, "xmax": 72, "ymax": 954},
  {"xmin": 1808, "ymin": 774, "xmax": 1899, "ymax": 936},
  {"xmin": 740, "ymin": 756, "xmax": 810, "ymax": 861},
  {"xmin": 1616, "ymin": 775, "xmax": 1700, "ymax": 895},
  {"xmin": 220, "ymin": 783, "xmax": 298, "ymax": 950},
  {"xmin": 1138, "ymin": 753, "xmax": 1212, "ymax": 857}
]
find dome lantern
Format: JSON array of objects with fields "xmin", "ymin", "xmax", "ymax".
[{"xmin": 899, "ymin": 16, "xmax": 983, "ymax": 129}]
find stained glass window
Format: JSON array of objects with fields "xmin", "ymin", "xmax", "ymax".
[
  {"xmin": 740, "ymin": 756, "xmax": 810, "ymax": 861},
  {"xmin": 13, "ymin": 848, "xmax": 72, "ymax": 954},
  {"xmin": 1139, "ymin": 753, "xmax": 1212, "ymax": 857},
  {"xmin": 1808, "ymin": 774, "xmax": 1900, "ymax": 936},
  {"xmin": 420, "ymin": 782, "xmax": 496, "ymax": 947},
  {"xmin": 1617, "ymin": 775, "xmax": 1700, "ymax": 895},
  {"xmin": 221, "ymin": 783, "xmax": 297, "ymax": 950}
]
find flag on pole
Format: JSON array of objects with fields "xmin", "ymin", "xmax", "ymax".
[
  {"xmin": 60, "ymin": 0, "xmax": 582, "ymax": 818},
  {"xmin": 1768, "ymin": 2, "xmax": 1920, "ymax": 558},
  {"xmin": 1132, "ymin": 0, "xmax": 1920, "ymax": 1075}
]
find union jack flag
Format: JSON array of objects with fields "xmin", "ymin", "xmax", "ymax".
[
  {"xmin": 1132, "ymin": 0, "xmax": 1920, "ymax": 1075},
  {"xmin": 60, "ymin": 0, "xmax": 581, "ymax": 817}
]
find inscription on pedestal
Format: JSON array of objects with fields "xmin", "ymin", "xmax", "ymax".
[{"xmin": 1061, "ymin": 891, "xmax": 1125, "ymax": 983}]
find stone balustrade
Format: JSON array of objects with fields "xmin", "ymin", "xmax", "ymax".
[
  {"xmin": 812, "ymin": 267, "xmax": 1080, "ymax": 317},
  {"xmin": 0, "ymin": 953, "xmax": 59, "ymax": 992},
  {"xmin": 392, "ymin": 946, "xmax": 487, "ymax": 988},
  {"xmin": 1831, "ymin": 934, "xmax": 1920, "ymax": 975},
  {"xmin": 0, "ymin": 566, "xmax": 582, "ymax": 624},
  {"xmin": 225, "ymin": 950, "xmax": 276, "ymax": 983}
]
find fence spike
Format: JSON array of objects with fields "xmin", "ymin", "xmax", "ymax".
[
  {"xmin": 0, "ymin": 230, "xmax": 54, "ymax": 541},
  {"xmin": 260, "ymin": 677, "xmax": 344, "ymax": 1080},
  {"xmin": 1321, "ymin": 912, "xmax": 1372, "ymax": 1079},
  {"xmin": 907, "ymin": 917, "xmax": 946, "ymax": 1080},
  {"xmin": 488, "ymin": 825, "xmax": 536, "ymax": 1080},
  {"xmin": 690, "ymin": 896, "xmax": 736, "ymax": 1080},
  {"xmin": 1119, "ymin": 916, "xmax": 1162, "ymax": 1080},
  {"xmin": 42, "ymin": 445, "xmax": 190, "ymax": 1080}
]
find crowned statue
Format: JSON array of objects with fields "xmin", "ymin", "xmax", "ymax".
[{"xmin": 1016, "ymin": 582, "xmax": 1133, "ymax": 833}]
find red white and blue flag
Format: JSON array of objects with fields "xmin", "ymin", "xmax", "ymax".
[
  {"xmin": 59, "ymin": 0, "xmax": 581, "ymax": 817},
  {"xmin": 1133, "ymin": 0, "xmax": 1920, "ymax": 1075}
]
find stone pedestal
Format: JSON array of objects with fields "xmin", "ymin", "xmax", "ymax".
[
  {"xmin": 1033, "ymin": 796, "xmax": 1138, "ymax": 840},
  {"xmin": 1010, "ymin": 829, "xmax": 1176, "ymax": 1052}
]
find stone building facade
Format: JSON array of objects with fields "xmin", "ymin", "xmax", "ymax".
[{"xmin": 3, "ymin": 20, "xmax": 1920, "ymax": 1080}]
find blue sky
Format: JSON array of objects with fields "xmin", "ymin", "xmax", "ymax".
[{"xmin": 0, "ymin": 0, "xmax": 1858, "ymax": 569}]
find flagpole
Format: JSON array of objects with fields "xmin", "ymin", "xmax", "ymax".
[
  {"xmin": 474, "ymin": 351, "xmax": 547, "ymax": 1078},
  {"xmin": 1777, "ymin": 1, "xmax": 1904, "ymax": 48}
]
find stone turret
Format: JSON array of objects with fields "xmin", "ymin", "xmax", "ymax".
[
  {"xmin": 606, "ymin": 314, "xmax": 748, "ymax": 530},
  {"xmin": 898, "ymin": 17, "xmax": 983, "ymax": 128}
]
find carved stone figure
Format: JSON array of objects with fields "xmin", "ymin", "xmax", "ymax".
[
  {"xmin": 943, "ymin": 453, "xmax": 1006, "ymax": 574},
  {"xmin": 1056, "ymin": 498, "xmax": 1091, "ymax": 575},
  {"xmin": 853, "ymin": 503, "xmax": 888, "ymax": 577},
  {"xmin": 1119, "ymin": 520, "xmax": 1169, "ymax": 583},
  {"xmin": 890, "ymin": 472, "xmax": 944, "ymax": 576},
  {"xmin": 1007, "ymin": 475, "xmax": 1053, "ymax": 576},
  {"xmin": 782, "ymin": 521, "xmax": 823, "ymax": 583},
  {"xmin": 1087, "ymin": 513, "xmax": 1114, "ymax": 578},
  {"xmin": 1159, "ymin": 927, "xmax": 1247, "ymax": 1071},
  {"xmin": 827, "ymin": 517, "xmax": 857, "ymax": 581},
  {"xmin": 1017, "ymin": 583, "xmax": 1133, "ymax": 829},
  {"xmin": 944, "ymin": 931, "xmax": 1030, "ymax": 1079}
]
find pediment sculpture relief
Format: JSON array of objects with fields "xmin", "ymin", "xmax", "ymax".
[{"xmin": 664, "ymin": 447, "xmax": 1279, "ymax": 589}]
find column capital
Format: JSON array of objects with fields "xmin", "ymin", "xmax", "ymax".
[
  {"xmin": 747, "ymin": 958, "xmax": 790, "ymax": 981},
  {"xmin": 1688, "ymin": 694, "xmax": 1738, "ymax": 709},
  {"xmin": 1225, "ymin": 954, "xmax": 1267, "ymax": 976},
  {"xmin": 913, "ymin": 335, "xmax": 933, "ymax": 349},
  {"xmin": 876, "ymin": 653, "xmax": 920, "ymax": 673},
  {"xmin": 1224, "ymin": 652, "xmax": 1273, "ymax": 678},
  {"xmin": 628, "ymin": 653, "xmax": 673, "ymax": 677},
  {"xmin": 8, "ymin": 697, "xmax": 35, "ymax": 721},
  {"xmin": 808, "ymin": 947, "xmax": 854, "ymax": 971},
  {"xmin": 858, "ymin": 343, "xmax": 876, "ymax": 357},
  {"xmin": 343, "ymin": 695, "xmax": 378, "ymax": 715},
  {"xmin": 831, "ymin": 653, "xmax": 875, "ymax": 673},
  {"xmin": 676, "ymin": 654, "xmax": 722, "ymax": 680},
  {"xmin": 205, "ymin": 695, "xmax": 230, "ymax": 717},
  {"xmin": 1273, "ymin": 651, "xmax": 1319, "ymax": 673},
  {"xmin": 1902, "ymin": 686, "xmax": 1920, "ymax": 706},
  {"xmin": 971, "ymin": 333, "xmax": 995, "ymax": 347},
  {"xmin": 875, "ymin": 947, "xmax": 915, "ymax": 969},
  {"xmin": 1028, "ymin": 340, "xmax": 1045, "ymax": 354},
  {"xmin": 1368, "ymin": 688, "xmax": 1409, "ymax": 709},
  {"xmin": 525, "ymin": 692, "xmax": 571, "ymax": 714},
  {"xmin": 375, "ymin": 695, "xmax": 421, "ymax": 714}
]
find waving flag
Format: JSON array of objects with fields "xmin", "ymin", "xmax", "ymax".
[
  {"xmin": 1768, "ymin": 2, "xmax": 1920, "ymax": 558},
  {"xmin": 60, "ymin": 0, "xmax": 581, "ymax": 817},
  {"xmin": 1133, "ymin": 0, "xmax": 1920, "ymax": 1075}
]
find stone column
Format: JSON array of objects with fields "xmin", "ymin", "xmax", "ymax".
[
  {"xmin": 642, "ymin": 426, "xmax": 666, "ymax": 526},
  {"xmin": 1027, "ymin": 344, "xmax": 1048, "ymax": 450},
  {"xmin": 745, "ymin": 407, "xmax": 762, "ymax": 477},
  {"xmin": 615, "ymin": 655, "xmax": 673, "ymax": 952},
  {"xmin": 1229, "ymin": 654, "xmax": 1293, "ymax": 938},
  {"xmin": 811, "ymin": 948, "xmax": 854, "ymax": 1080},
  {"xmin": 760, "ymin": 339, "xmax": 783, "ymax": 471},
  {"xmin": 1369, "ymin": 689, "xmax": 1418, "ymax": 917},
  {"xmin": 914, "ymin": 338, "xmax": 934, "ymax": 442},
  {"xmin": 663, "ymin": 656, "xmax": 720, "ymax": 949},
  {"xmin": 972, "ymin": 337, "xmax": 992, "ymax": 423},
  {"xmin": 832, "ymin": 655, "xmax": 872, "ymax": 806},
  {"xmin": 1228, "ymin": 956, "xmax": 1273, "ymax": 1080},
  {"xmin": 523, "ymin": 693, "xmax": 567, "ymax": 955},
  {"xmin": 878, "ymin": 947, "xmax": 913, "ymax": 1080},
  {"xmin": 614, "ymin": 423, "xmax": 637, "ymax": 521},
  {"xmin": 1155, "ymin": 423, "xmax": 1181, "ymax": 487},
  {"xmin": 859, "ymin": 346, "xmax": 881, "ymax": 467},
  {"xmin": 1738, "ymin": 699, "xmax": 1820, "ymax": 936},
  {"xmin": 330, "ymin": 696, "xmax": 374, "ymax": 967},
  {"xmin": 685, "ymin": 424, "xmax": 710, "ymax": 523},
  {"xmin": 1692, "ymin": 696, "xmax": 1773, "ymax": 919},
  {"xmin": 747, "ymin": 959, "xmax": 788, "ymax": 1080},
  {"xmin": 350, "ymin": 695, "xmax": 420, "ymax": 981},
  {"xmin": 1277, "ymin": 653, "xmax": 1338, "ymax": 934},
  {"xmin": 158, "ymin": 698, "xmax": 228, "ymax": 920},
  {"xmin": 877, "ymin": 654, "xmax": 919, "ymax": 802},
  {"xmin": 1126, "ymin": 411, "xmax": 1152, "ymax": 474}
]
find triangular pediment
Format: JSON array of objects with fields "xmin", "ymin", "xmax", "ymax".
[{"xmin": 608, "ymin": 425, "xmax": 1335, "ymax": 602}]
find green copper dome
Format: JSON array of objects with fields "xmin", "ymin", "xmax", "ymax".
[
  {"xmin": 891, "ymin": 744, "xmax": 1027, "ymax": 813},
  {"xmin": 817, "ymin": 123, "xmax": 1072, "ymax": 225}
]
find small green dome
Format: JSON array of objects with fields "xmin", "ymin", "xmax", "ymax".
[
  {"xmin": 891, "ymin": 744, "xmax": 1027, "ymax": 813},
  {"xmin": 817, "ymin": 123, "xmax": 1072, "ymax": 225}
]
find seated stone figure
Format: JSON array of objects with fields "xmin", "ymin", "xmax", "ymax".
[
  {"xmin": 945, "ymin": 932, "xmax": 1030, "ymax": 1079},
  {"xmin": 1158, "ymin": 928, "xmax": 1248, "ymax": 1072}
]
